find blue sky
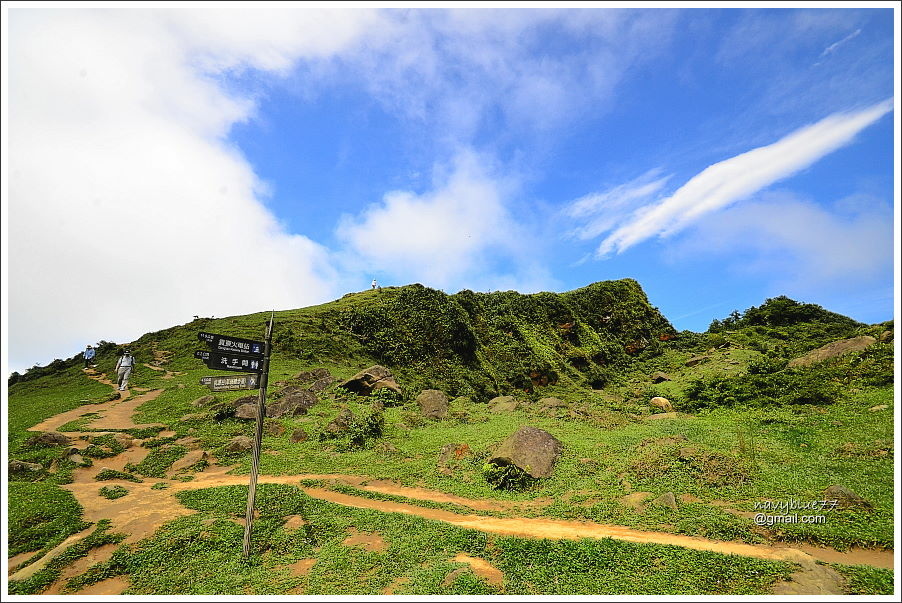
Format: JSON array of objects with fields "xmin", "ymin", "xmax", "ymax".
[{"xmin": 3, "ymin": 5, "xmax": 898, "ymax": 374}]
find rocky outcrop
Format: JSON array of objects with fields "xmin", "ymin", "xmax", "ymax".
[
  {"xmin": 488, "ymin": 426, "xmax": 562, "ymax": 479},
  {"xmin": 325, "ymin": 408, "xmax": 355, "ymax": 435},
  {"xmin": 417, "ymin": 389, "xmax": 449, "ymax": 420},
  {"xmin": 340, "ymin": 366, "xmax": 401, "ymax": 395},
  {"xmin": 651, "ymin": 372, "xmax": 672, "ymax": 383},
  {"xmin": 788, "ymin": 336, "xmax": 877, "ymax": 368},
  {"xmin": 235, "ymin": 403, "xmax": 258, "ymax": 420}
]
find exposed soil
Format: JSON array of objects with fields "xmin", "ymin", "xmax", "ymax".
[
  {"xmin": 14, "ymin": 370, "xmax": 894, "ymax": 596},
  {"xmin": 342, "ymin": 527, "xmax": 387, "ymax": 552},
  {"xmin": 450, "ymin": 553, "xmax": 504, "ymax": 588},
  {"xmin": 286, "ymin": 558, "xmax": 317, "ymax": 577}
]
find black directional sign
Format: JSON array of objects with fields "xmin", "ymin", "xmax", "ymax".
[
  {"xmin": 198, "ymin": 332, "xmax": 264, "ymax": 357},
  {"xmin": 200, "ymin": 374, "xmax": 260, "ymax": 392},
  {"xmin": 194, "ymin": 350, "xmax": 264, "ymax": 373}
]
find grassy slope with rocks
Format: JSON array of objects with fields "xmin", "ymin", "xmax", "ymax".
[{"xmin": 6, "ymin": 282, "xmax": 894, "ymax": 595}]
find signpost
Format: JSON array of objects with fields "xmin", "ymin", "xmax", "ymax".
[
  {"xmin": 192, "ymin": 320, "xmax": 274, "ymax": 558},
  {"xmin": 193, "ymin": 350, "xmax": 265, "ymax": 373},
  {"xmin": 199, "ymin": 374, "xmax": 260, "ymax": 392}
]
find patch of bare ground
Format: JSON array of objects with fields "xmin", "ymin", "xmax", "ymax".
[
  {"xmin": 28, "ymin": 388, "xmax": 165, "ymax": 434},
  {"xmin": 446, "ymin": 553, "xmax": 504, "ymax": 589},
  {"xmin": 286, "ymin": 558, "xmax": 317, "ymax": 577},
  {"xmin": 68, "ymin": 576, "xmax": 130, "ymax": 595},
  {"xmin": 382, "ymin": 576, "xmax": 411, "ymax": 595},
  {"xmin": 771, "ymin": 561, "xmax": 846, "ymax": 595},
  {"xmin": 8, "ymin": 551, "xmax": 39, "ymax": 576},
  {"xmin": 44, "ymin": 543, "xmax": 120, "ymax": 595},
  {"xmin": 342, "ymin": 527, "xmax": 387, "ymax": 552}
]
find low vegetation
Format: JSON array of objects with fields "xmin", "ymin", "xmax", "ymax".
[{"xmin": 6, "ymin": 281, "xmax": 894, "ymax": 595}]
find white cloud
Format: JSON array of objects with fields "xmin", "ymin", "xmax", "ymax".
[
  {"xmin": 335, "ymin": 150, "xmax": 543, "ymax": 291},
  {"xmin": 5, "ymin": 8, "xmax": 381, "ymax": 373},
  {"xmin": 584, "ymin": 99, "xmax": 893, "ymax": 257},
  {"xmin": 565, "ymin": 170, "xmax": 670, "ymax": 241},
  {"xmin": 671, "ymin": 191, "xmax": 893, "ymax": 292}
]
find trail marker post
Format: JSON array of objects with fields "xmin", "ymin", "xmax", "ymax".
[
  {"xmin": 242, "ymin": 312, "xmax": 274, "ymax": 558},
  {"xmin": 192, "ymin": 321, "xmax": 273, "ymax": 557}
]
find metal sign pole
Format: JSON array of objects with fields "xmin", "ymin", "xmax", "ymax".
[{"xmin": 242, "ymin": 311, "xmax": 274, "ymax": 558}]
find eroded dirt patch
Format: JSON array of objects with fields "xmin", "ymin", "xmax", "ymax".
[
  {"xmin": 286, "ymin": 558, "xmax": 317, "ymax": 577},
  {"xmin": 342, "ymin": 527, "xmax": 387, "ymax": 552},
  {"xmin": 69, "ymin": 576, "xmax": 130, "ymax": 595},
  {"xmin": 450, "ymin": 553, "xmax": 504, "ymax": 588}
]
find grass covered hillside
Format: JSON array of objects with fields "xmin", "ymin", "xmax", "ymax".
[{"xmin": 6, "ymin": 281, "xmax": 895, "ymax": 596}]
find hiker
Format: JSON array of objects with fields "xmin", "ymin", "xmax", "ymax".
[
  {"xmin": 372, "ymin": 278, "xmax": 378, "ymax": 289},
  {"xmin": 115, "ymin": 349, "xmax": 136, "ymax": 391},
  {"xmin": 83, "ymin": 345, "xmax": 96, "ymax": 368}
]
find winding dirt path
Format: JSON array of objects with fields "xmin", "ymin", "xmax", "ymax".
[{"xmin": 16, "ymin": 370, "xmax": 894, "ymax": 595}]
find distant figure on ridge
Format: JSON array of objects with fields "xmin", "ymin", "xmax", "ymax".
[
  {"xmin": 83, "ymin": 345, "xmax": 95, "ymax": 368},
  {"xmin": 115, "ymin": 349, "xmax": 136, "ymax": 391},
  {"xmin": 372, "ymin": 278, "xmax": 378, "ymax": 290}
]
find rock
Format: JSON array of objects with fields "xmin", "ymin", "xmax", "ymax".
[
  {"xmin": 488, "ymin": 396, "xmax": 520, "ymax": 413},
  {"xmin": 417, "ymin": 389, "xmax": 449, "ymax": 420},
  {"xmin": 191, "ymin": 395, "xmax": 216, "ymax": 408},
  {"xmin": 685, "ymin": 356, "xmax": 709, "ymax": 367},
  {"xmin": 224, "ymin": 436, "xmax": 253, "ymax": 453},
  {"xmin": 292, "ymin": 370, "xmax": 318, "ymax": 383},
  {"xmin": 340, "ymin": 365, "xmax": 401, "ymax": 395},
  {"xmin": 290, "ymin": 429, "xmax": 309, "ymax": 443},
  {"xmin": 788, "ymin": 336, "xmax": 877, "ymax": 368},
  {"xmin": 650, "ymin": 492, "xmax": 679, "ymax": 511},
  {"xmin": 308, "ymin": 376, "xmax": 335, "ymax": 392},
  {"xmin": 325, "ymin": 408, "xmax": 355, "ymax": 434},
  {"xmin": 26, "ymin": 431, "xmax": 72, "ymax": 447},
  {"xmin": 235, "ymin": 403, "xmax": 259, "ymax": 420},
  {"xmin": 67, "ymin": 453, "xmax": 88, "ymax": 466},
  {"xmin": 267, "ymin": 391, "xmax": 318, "ymax": 418},
  {"xmin": 312, "ymin": 368, "xmax": 331, "ymax": 379},
  {"xmin": 276, "ymin": 385, "xmax": 306, "ymax": 398},
  {"xmin": 651, "ymin": 372, "xmax": 672, "ymax": 383},
  {"xmin": 263, "ymin": 420, "xmax": 285, "ymax": 437},
  {"xmin": 112, "ymin": 433, "xmax": 135, "ymax": 449},
  {"xmin": 878, "ymin": 330, "xmax": 893, "ymax": 343},
  {"xmin": 9, "ymin": 460, "xmax": 43, "ymax": 473},
  {"xmin": 868, "ymin": 405, "xmax": 888, "ymax": 412},
  {"xmin": 488, "ymin": 426, "xmax": 562, "ymax": 479},
  {"xmin": 650, "ymin": 397, "xmax": 673, "ymax": 413},
  {"xmin": 822, "ymin": 485, "xmax": 872, "ymax": 510}
]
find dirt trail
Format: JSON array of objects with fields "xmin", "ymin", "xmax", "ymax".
[{"xmin": 15, "ymin": 369, "xmax": 894, "ymax": 596}]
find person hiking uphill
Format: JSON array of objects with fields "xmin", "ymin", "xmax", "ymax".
[
  {"xmin": 83, "ymin": 345, "xmax": 96, "ymax": 368},
  {"xmin": 115, "ymin": 350, "xmax": 136, "ymax": 391}
]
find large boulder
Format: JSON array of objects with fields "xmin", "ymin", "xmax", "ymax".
[
  {"xmin": 788, "ymin": 336, "xmax": 877, "ymax": 368},
  {"xmin": 9, "ymin": 460, "xmax": 43, "ymax": 474},
  {"xmin": 340, "ymin": 365, "xmax": 401, "ymax": 395},
  {"xmin": 651, "ymin": 372, "xmax": 672, "ymax": 383},
  {"xmin": 267, "ymin": 391, "xmax": 318, "ymax": 418},
  {"xmin": 417, "ymin": 390, "xmax": 449, "ymax": 420},
  {"xmin": 488, "ymin": 426, "xmax": 562, "ymax": 479},
  {"xmin": 191, "ymin": 395, "xmax": 216, "ymax": 408}
]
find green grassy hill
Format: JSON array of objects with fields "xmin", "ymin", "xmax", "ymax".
[{"xmin": 6, "ymin": 280, "xmax": 895, "ymax": 595}]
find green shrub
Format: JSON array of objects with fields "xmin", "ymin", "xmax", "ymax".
[
  {"xmin": 99, "ymin": 485, "xmax": 129, "ymax": 500},
  {"xmin": 482, "ymin": 462, "xmax": 538, "ymax": 491}
]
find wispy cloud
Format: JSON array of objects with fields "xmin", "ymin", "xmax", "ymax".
[
  {"xmin": 819, "ymin": 28, "xmax": 861, "ymax": 58},
  {"xmin": 572, "ymin": 99, "xmax": 893, "ymax": 257}
]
